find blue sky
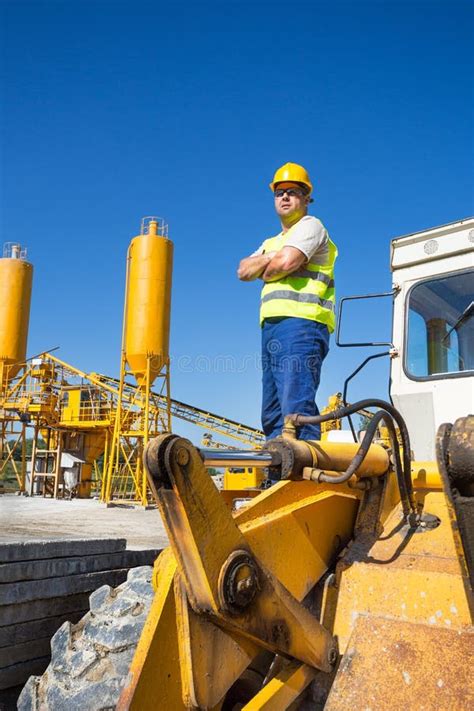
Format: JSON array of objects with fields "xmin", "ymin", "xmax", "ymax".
[{"xmin": 1, "ymin": 0, "xmax": 473, "ymax": 443}]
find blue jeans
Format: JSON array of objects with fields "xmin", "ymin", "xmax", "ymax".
[{"xmin": 261, "ymin": 317, "xmax": 330, "ymax": 440}]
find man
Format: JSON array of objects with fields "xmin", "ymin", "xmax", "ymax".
[{"xmin": 238, "ymin": 162, "xmax": 337, "ymax": 440}]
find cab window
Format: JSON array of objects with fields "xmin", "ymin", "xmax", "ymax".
[{"xmin": 406, "ymin": 270, "xmax": 474, "ymax": 378}]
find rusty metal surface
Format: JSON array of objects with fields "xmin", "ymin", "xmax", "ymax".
[
  {"xmin": 332, "ymin": 491, "xmax": 473, "ymax": 652},
  {"xmin": 153, "ymin": 437, "xmax": 338, "ymax": 671},
  {"xmin": 325, "ymin": 615, "xmax": 474, "ymax": 711},
  {"xmin": 363, "ymin": 491, "xmax": 467, "ymax": 569},
  {"xmin": 234, "ymin": 479, "xmax": 362, "ymax": 526},
  {"xmin": 132, "ymin": 433, "xmax": 473, "ymax": 709},
  {"xmin": 173, "ymin": 573, "xmax": 259, "ymax": 709},
  {"xmin": 240, "ymin": 490, "xmax": 359, "ymax": 602}
]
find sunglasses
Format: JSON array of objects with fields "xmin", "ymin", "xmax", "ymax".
[{"xmin": 274, "ymin": 188, "xmax": 306, "ymax": 198}]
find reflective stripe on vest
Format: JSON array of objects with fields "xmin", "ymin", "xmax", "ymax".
[{"xmin": 260, "ymin": 232, "xmax": 337, "ymax": 331}]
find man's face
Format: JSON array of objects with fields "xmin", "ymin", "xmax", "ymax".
[{"xmin": 274, "ymin": 182, "xmax": 309, "ymax": 220}]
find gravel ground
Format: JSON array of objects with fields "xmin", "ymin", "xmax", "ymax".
[{"xmin": 0, "ymin": 495, "xmax": 169, "ymax": 550}]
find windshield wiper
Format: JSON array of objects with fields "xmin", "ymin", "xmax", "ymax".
[{"xmin": 442, "ymin": 300, "xmax": 474, "ymax": 343}]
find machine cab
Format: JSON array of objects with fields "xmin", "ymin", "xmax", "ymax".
[{"xmin": 390, "ymin": 217, "xmax": 474, "ymax": 460}]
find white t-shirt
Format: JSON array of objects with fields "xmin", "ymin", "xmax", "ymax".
[{"xmin": 252, "ymin": 215, "xmax": 330, "ymax": 266}]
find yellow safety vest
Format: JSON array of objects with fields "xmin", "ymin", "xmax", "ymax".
[{"xmin": 259, "ymin": 232, "xmax": 338, "ymax": 331}]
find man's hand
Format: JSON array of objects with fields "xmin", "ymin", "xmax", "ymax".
[
  {"xmin": 262, "ymin": 246, "xmax": 307, "ymax": 282},
  {"xmin": 238, "ymin": 252, "xmax": 276, "ymax": 281}
]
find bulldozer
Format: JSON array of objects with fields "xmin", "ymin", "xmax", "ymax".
[{"xmin": 19, "ymin": 217, "xmax": 473, "ymax": 709}]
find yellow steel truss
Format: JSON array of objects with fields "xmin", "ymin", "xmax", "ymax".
[{"xmin": 0, "ymin": 351, "xmax": 264, "ymax": 500}]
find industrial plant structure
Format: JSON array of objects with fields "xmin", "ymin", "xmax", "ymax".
[{"xmin": 0, "ymin": 224, "xmax": 265, "ymax": 503}]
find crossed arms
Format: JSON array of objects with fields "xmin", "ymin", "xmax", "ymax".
[{"xmin": 237, "ymin": 246, "xmax": 307, "ymax": 283}]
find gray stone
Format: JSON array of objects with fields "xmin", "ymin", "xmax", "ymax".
[
  {"xmin": 0, "ymin": 610, "xmax": 86, "ymax": 647},
  {"xmin": 68, "ymin": 648, "xmax": 98, "ymax": 678},
  {"xmin": 0, "ymin": 549, "xmax": 159, "ymax": 583},
  {"xmin": 0, "ymin": 593, "xmax": 90, "ymax": 627},
  {"xmin": 0, "ymin": 557, "xmax": 157, "ymax": 696},
  {"xmin": 106, "ymin": 596, "xmax": 143, "ymax": 618},
  {"xmin": 0, "ymin": 539, "xmax": 127, "ymax": 563},
  {"xmin": 45, "ymin": 677, "xmax": 123, "ymax": 711},
  {"xmin": 89, "ymin": 585, "xmax": 114, "ymax": 615},
  {"xmin": 109, "ymin": 650, "xmax": 137, "ymax": 679},
  {"xmin": 0, "ymin": 569, "xmax": 129, "ymax": 605},
  {"xmin": 119, "ymin": 577, "xmax": 154, "ymax": 602},
  {"xmin": 0, "ymin": 657, "xmax": 50, "ymax": 691},
  {"xmin": 0, "ymin": 637, "xmax": 51, "ymax": 667},
  {"xmin": 50, "ymin": 622, "xmax": 72, "ymax": 665},
  {"xmin": 16, "ymin": 674, "xmax": 39, "ymax": 711},
  {"xmin": 126, "ymin": 565, "xmax": 154, "ymax": 582},
  {"xmin": 83, "ymin": 614, "xmax": 147, "ymax": 651}
]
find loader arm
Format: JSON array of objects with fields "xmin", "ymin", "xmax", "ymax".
[
  {"xmin": 118, "ymin": 428, "xmax": 473, "ymax": 710},
  {"xmin": 117, "ymin": 434, "xmax": 388, "ymax": 709}
]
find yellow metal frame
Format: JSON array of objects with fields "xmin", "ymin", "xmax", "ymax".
[
  {"xmin": 0, "ymin": 418, "xmax": 27, "ymax": 491},
  {"xmin": 118, "ymin": 436, "xmax": 473, "ymax": 710},
  {"xmin": 102, "ymin": 351, "xmax": 171, "ymax": 506},
  {"xmin": 0, "ymin": 350, "xmax": 266, "ymax": 500}
]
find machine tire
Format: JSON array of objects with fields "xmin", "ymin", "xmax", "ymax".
[
  {"xmin": 448, "ymin": 415, "xmax": 474, "ymax": 490},
  {"xmin": 17, "ymin": 566, "xmax": 155, "ymax": 711}
]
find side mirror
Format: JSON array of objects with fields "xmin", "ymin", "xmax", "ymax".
[{"xmin": 336, "ymin": 290, "xmax": 397, "ymax": 348}]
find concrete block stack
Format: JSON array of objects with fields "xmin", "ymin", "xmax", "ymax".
[{"xmin": 0, "ymin": 539, "xmax": 159, "ymax": 691}]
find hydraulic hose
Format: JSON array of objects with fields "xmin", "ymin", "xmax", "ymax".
[
  {"xmin": 317, "ymin": 410, "xmax": 410, "ymax": 518},
  {"xmin": 317, "ymin": 410, "xmax": 387, "ymax": 484},
  {"xmin": 376, "ymin": 412, "xmax": 412, "ymax": 520},
  {"xmin": 288, "ymin": 398, "xmax": 416, "ymax": 517}
]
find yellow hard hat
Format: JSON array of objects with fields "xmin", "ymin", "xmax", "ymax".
[{"xmin": 269, "ymin": 162, "xmax": 313, "ymax": 194}]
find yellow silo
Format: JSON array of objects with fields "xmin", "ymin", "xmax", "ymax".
[
  {"xmin": 104, "ymin": 217, "xmax": 173, "ymax": 505},
  {"xmin": 0, "ymin": 243, "xmax": 33, "ymax": 382},
  {"xmin": 124, "ymin": 217, "xmax": 173, "ymax": 385}
]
